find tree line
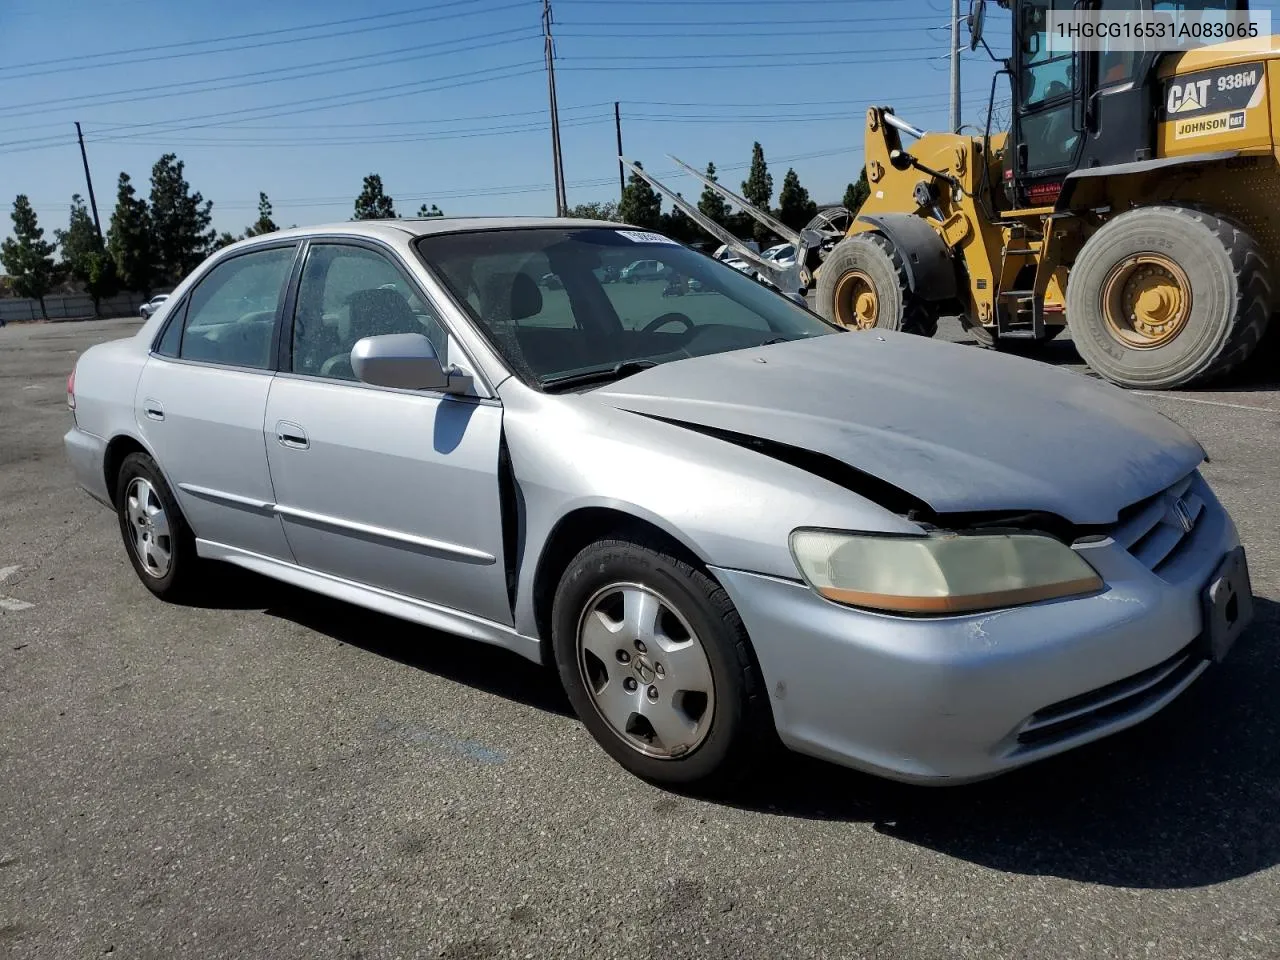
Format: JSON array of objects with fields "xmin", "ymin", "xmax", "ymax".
[
  {"xmin": 586, "ymin": 142, "xmax": 870, "ymax": 248},
  {"xmin": 1, "ymin": 144, "xmax": 868, "ymax": 319},
  {"xmin": 0, "ymin": 159, "xmax": 447, "ymax": 319}
]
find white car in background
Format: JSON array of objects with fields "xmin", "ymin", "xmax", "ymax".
[
  {"xmin": 756, "ymin": 244, "xmax": 797, "ymax": 287},
  {"xmin": 139, "ymin": 295, "xmax": 169, "ymax": 319}
]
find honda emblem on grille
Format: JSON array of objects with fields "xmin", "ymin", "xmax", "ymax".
[{"xmin": 1171, "ymin": 497, "xmax": 1195, "ymax": 534}]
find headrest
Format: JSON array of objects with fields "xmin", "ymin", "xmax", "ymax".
[
  {"xmin": 347, "ymin": 287, "xmax": 418, "ymax": 336},
  {"xmin": 480, "ymin": 271, "xmax": 543, "ymax": 323}
]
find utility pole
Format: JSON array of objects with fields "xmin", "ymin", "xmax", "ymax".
[
  {"xmin": 542, "ymin": 0, "xmax": 567, "ymax": 216},
  {"xmin": 74, "ymin": 122, "xmax": 103, "ymax": 240},
  {"xmin": 615, "ymin": 101, "xmax": 625, "ymax": 201},
  {"xmin": 950, "ymin": 0, "xmax": 962, "ymax": 132}
]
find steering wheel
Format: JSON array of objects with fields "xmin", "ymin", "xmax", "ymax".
[{"xmin": 641, "ymin": 312, "xmax": 694, "ymax": 335}]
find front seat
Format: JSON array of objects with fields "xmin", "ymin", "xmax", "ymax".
[
  {"xmin": 347, "ymin": 287, "xmax": 422, "ymax": 339},
  {"xmin": 321, "ymin": 287, "xmax": 423, "ymax": 379}
]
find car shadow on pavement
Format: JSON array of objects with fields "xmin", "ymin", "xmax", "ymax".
[
  {"xmin": 231, "ymin": 568, "xmax": 575, "ymax": 718},
  {"xmin": 730, "ymin": 596, "xmax": 1280, "ymax": 890}
]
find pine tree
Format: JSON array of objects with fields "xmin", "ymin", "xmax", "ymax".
[
  {"xmin": 741, "ymin": 143, "xmax": 774, "ymax": 244},
  {"xmin": 660, "ymin": 194, "xmax": 697, "ymax": 244},
  {"xmin": 618, "ymin": 163, "xmax": 662, "ymax": 229},
  {"xmin": 54, "ymin": 194, "xmax": 117, "ymax": 316},
  {"xmin": 842, "ymin": 167, "xmax": 870, "ymax": 213},
  {"xmin": 777, "ymin": 168, "xmax": 818, "ymax": 231},
  {"xmin": 214, "ymin": 232, "xmax": 240, "ymax": 250},
  {"xmin": 244, "ymin": 192, "xmax": 278, "ymax": 236},
  {"xmin": 696, "ymin": 162, "xmax": 731, "ymax": 228},
  {"xmin": 106, "ymin": 172, "xmax": 155, "ymax": 294},
  {"xmin": 0, "ymin": 195, "xmax": 58, "ymax": 319},
  {"xmin": 149, "ymin": 153, "xmax": 215, "ymax": 283},
  {"xmin": 353, "ymin": 174, "xmax": 397, "ymax": 220}
]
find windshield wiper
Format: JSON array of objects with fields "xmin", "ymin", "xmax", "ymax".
[{"xmin": 541, "ymin": 359, "xmax": 660, "ymax": 392}]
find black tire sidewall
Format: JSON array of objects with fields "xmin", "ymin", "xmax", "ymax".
[
  {"xmin": 114, "ymin": 452, "xmax": 192, "ymax": 598},
  {"xmin": 551, "ymin": 541, "xmax": 750, "ymax": 787},
  {"xmin": 1067, "ymin": 208, "xmax": 1240, "ymax": 388},
  {"xmin": 816, "ymin": 235, "xmax": 907, "ymax": 331}
]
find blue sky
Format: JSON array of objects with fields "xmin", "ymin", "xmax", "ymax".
[{"xmin": 1, "ymin": 0, "xmax": 1274, "ymax": 244}]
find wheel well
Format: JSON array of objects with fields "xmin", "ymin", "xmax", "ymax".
[
  {"xmin": 103, "ymin": 436, "xmax": 147, "ymax": 507},
  {"xmin": 531, "ymin": 508, "xmax": 705, "ymax": 666}
]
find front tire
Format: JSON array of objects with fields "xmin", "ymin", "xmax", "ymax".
[
  {"xmin": 816, "ymin": 233, "xmax": 939, "ymax": 337},
  {"xmin": 551, "ymin": 536, "xmax": 770, "ymax": 790},
  {"xmin": 1066, "ymin": 206, "xmax": 1273, "ymax": 389},
  {"xmin": 115, "ymin": 452, "xmax": 199, "ymax": 600}
]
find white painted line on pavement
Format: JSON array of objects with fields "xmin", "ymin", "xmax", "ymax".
[
  {"xmin": 0, "ymin": 564, "xmax": 33, "ymax": 612},
  {"xmin": 1128, "ymin": 392, "xmax": 1280, "ymax": 414}
]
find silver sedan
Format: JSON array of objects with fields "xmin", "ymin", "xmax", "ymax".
[{"xmin": 64, "ymin": 218, "xmax": 1254, "ymax": 789}]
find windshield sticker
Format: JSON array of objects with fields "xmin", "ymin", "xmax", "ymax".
[{"xmin": 617, "ymin": 230, "xmax": 679, "ymax": 245}]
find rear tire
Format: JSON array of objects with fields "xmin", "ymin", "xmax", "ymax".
[
  {"xmin": 551, "ymin": 536, "xmax": 771, "ymax": 792},
  {"xmin": 816, "ymin": 233, "xmax": 939, "ymax": 337},
  {"xmin": 115, "ymin": 452, "xmax": 200, "ymax": 601},
  {"xmin": 1066, "ymin": 206, "xmax": 1273, "ymax": 389}
]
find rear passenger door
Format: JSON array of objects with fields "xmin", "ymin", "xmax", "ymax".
[
  {"xmin": 263, "ymin": 241, "xmax": 512, "ymax": 625},
  {"xmin": 138, "ymin": 243, "xmax": 299, "ymax": 561}
]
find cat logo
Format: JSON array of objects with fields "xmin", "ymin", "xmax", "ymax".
[{"xmin": 1168, "ymin": 79, "xmax": 1213, "ymax": 115}]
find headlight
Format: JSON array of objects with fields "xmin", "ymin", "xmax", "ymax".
[{"xmin": 789, "ymin": 529, "xmax": 1103, "ymax": 615}]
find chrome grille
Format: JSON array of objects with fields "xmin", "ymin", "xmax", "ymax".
[{"xmin": 1105, "ymin": 472, "xmax": 1203, "ymax": 573}]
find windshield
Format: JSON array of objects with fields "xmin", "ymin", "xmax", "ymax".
[{"xmin": 415, "ymin": 227, "xmax": 837, "ymax": 387}]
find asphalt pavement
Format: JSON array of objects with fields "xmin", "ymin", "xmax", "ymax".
[{"xmin": 1, "ymin": 316, "xmax": 1278, "ymax": 960}]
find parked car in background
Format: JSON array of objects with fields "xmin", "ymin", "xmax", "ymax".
[
  {"xmin": 139, "ymin": 295, "xmax": 169, "ymax": 319},
  {"xmin": 620, "ymin": 259, "xmax": 667, "ymax": 283},
  {"xmin": 65, "ymin": 218, "xmax": 1253, "ymax": 792},
  {"xmin": 756, "ymin": 244, "xmax": 797, "ymax": 287}
]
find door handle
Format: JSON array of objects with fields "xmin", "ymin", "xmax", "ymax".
[
  {"xmin": 142, "ymin": 398, "xmax": 165, "ymax": 421},
  {"xmin": 275, "ymin": 420, "xmax": 309, "ymax": 450}
]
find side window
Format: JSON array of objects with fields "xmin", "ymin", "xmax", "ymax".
[
  {"xmin": 154, "ymin": 301, "xmax": 185, "ymax": 357},
  {"xmin": 177, "ymin": 246, "xmax": 296, "ymax": 369},
  {"xmin": 291, "ymin": 244, "xmax": 449, "ymax": 381}
]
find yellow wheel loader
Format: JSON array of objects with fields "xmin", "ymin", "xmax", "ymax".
[{"xmin": 632, "ymin": 0, "xmax": 1278, "ymax": 390}]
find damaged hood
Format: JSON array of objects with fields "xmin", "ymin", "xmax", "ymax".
[{"xmin": 591, "ymin": 332, "xmax": 1204, "ymax": 525}]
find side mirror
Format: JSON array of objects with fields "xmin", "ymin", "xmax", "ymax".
[
  {"xmin": 351, "ymin": 333, "xmax": 450, "ymax": 391},
  {"xmin": 968, "ymin": 0, "xmax": 987, "ymax": 52}
]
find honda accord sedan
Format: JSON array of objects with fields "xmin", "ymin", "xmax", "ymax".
[{"xmin": 64, "ymin": 218, "xmax": 1254, "ymax": 789}]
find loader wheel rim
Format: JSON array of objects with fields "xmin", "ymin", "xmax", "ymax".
[
  {"xmin": 834, "ymin": 270, "xmax": 880, "ymax": 330},
  {"xmin": 1100, "ymin": 254, "xmax": 1193, "ymax": 349}
]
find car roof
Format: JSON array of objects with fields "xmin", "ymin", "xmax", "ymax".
[{"xmin": 240, "ymin": 216, "xmax": 624, "ymax": 246}]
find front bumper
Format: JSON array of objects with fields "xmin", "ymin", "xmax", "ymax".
[{"xmin": 711, "ymin": 474, "xmax": 1246, "ymax": 784}]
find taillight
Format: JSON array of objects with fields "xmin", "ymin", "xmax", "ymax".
[{"xmin": 67, "ymin": 365, "xmax": 76, "ymax": 411}]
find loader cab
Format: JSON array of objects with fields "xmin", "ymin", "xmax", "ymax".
[{"xmin": 989, "ymin": 0, "xmax": 1250, "ymax": 208}]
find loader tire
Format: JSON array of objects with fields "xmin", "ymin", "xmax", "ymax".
[
  {"xmin": 1066, "ymin": 206, "xmax": 1273, "ymax": 389},
  {"xmin": 817, "ymin": 233, "xmax": 938, "ymax": 338}
]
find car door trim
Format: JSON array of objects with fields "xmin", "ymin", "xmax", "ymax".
[
  {"xmin": 196, "ymin": 538, "xmax": 539, "ymax": 661},
  {"xmin": 272, "ymin": 503, "xmax": 497, "ymax": 565},
  {"xmin": 177, "ymin": 483, "xmax": 276, "ymax": 513}
]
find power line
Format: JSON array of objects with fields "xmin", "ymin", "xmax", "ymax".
[
  {"xmin": 0, "ymin": 63, "xmax": 546, "ymax": 154},
  {"xmin": 0, "ymin": 31, "xmax": 542, "ymax": 119},
  {"xmin": 0, "ymin": 0, "xmax": 529, "ymax": 81}
]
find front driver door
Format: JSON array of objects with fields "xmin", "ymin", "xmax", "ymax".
[{"xmin": 263, "ymin": 240, "xmax": 511, "ymax": 625}]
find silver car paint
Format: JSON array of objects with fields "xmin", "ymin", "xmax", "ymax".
[
  {"xmin": 137, "ymin": 358, "xmax": 295, "ymax": 562},
  {"xmin": 65, "ymin": 217, "xmax": 1241, "ymax": 784},
  {"xmin": 263, "ymin": 375, "xmax": 512, "ymax": 625},
  {"xmin": 592, "ymin": 331, "xmax": 1206, "ymax": 525}
]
